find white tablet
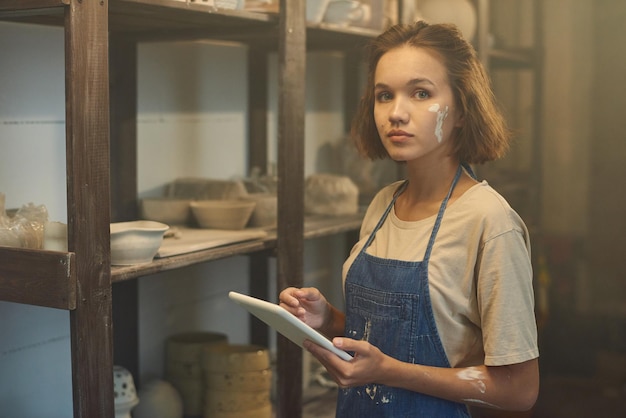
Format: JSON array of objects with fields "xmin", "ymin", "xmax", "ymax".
[{"xmin": 228, "ymin": 291, "xmax": 353, "ymax": 361}]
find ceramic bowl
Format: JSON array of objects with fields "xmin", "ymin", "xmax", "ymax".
[
  {"xmin": 190, "ymin": 200, "xmax": 256, "ymax": 230},
  {"xmin": 140, "ymin": 198, "xmax": 192, "ymax": 225},
  {"xmin": 244, "ymin": 193, "xmax": 277, "ymax": 228},
  {"xmin": 110, "ymin": 220, "xmax": 169, "ymax": 265},
  {"xmin": 166, "ymin": 178, "xmax": 247, "ymax": 200}
]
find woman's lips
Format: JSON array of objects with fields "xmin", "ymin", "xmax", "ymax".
[{"xmin": 387, "ymin": 130, "xmax": 413, "ymax": 143}]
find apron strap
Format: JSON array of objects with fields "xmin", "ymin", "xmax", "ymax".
[
  {"xmin": 422, "ymin": 164, "xmax": 463, "ymax": 261},
  {"xmin": 461, "ymin": 161, "xmax": 478, "ymax": 180}
]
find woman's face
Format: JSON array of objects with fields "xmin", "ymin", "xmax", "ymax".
[{"xmin": 373, "ymin": 45, "xmax": 462, "ymax": 163}]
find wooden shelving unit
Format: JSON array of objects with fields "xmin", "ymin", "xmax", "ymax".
[
  {"xmin": 474, "ymin": 0, "xmax": 543, "ymax": 231},
  {"xmin": 0, "ymin": 1, "xmax": 377, "ymax": 417},
  {"xmin": 1, "ymin": 1, "xmax": 542, "ymax": 416}
]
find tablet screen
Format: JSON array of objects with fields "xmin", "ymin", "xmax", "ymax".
[{"xmin": 229, "ymin": 291, "xmax": 352, "ymax": 361}]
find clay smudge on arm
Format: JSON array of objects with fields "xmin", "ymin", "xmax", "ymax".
[{"xmin": 457, "ymin": 367, "xmax": 486, "ymax": 394}]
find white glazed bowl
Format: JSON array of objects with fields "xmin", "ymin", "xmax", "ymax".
[
  {"xmin": 110, "ymin": 220, "xmax": 169, "ymax": 265},
  {"xmin": 190, "ymin": 200, "xmax": 256, "ymax": 230},
  {"xmin": 140, "ymin": 198, "xmax": 191, "ymax": 225}
]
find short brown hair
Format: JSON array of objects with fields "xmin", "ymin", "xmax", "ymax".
[{"xmin": 351, "ymin": 21, "xmax": 511, "ymax": 164}]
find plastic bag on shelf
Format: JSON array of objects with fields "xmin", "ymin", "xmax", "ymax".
[{"xmin": 0, "ymin": 193, "xmax": 49, "ymax": 249}]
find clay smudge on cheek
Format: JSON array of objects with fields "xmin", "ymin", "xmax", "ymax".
[{"xmin": 428, "ymin": 103, "xmax": 449, "ymax": 143}]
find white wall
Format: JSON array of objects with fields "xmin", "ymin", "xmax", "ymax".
[
  {"xmin": 0, "ymin": 21, "xmax": 349, "ymax": 416},
  {"xmin": 0, "ymin": 22, "xmax": 72, "ymax": 417}
]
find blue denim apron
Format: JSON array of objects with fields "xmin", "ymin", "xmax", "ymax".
[{"xmin": 336, "ymin": 165, "xmax": 471, "ymax": 417}]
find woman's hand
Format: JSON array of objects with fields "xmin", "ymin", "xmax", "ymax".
[
  {"xmin": 279, "ymin": 287, "xmax": 330, "ymax": 330},
  {"xmin": 303, "ymin": 337, "xmax": 393, "ymax": 388}
]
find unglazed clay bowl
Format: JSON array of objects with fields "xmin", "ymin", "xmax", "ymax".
[
  {"xmin": 110, "ymin": 220, "xmax": 169, "ymax": 265},
  {"xmin": 243, "ymin": 193, "xmax": 277, "ymax": 228},
  {"xmin": 140, "ymin": 198, "xmax": 192, "ymax": 225},
  {"xmin": 190, "ymin": 200, "xmax": 256, "ymax": 230}
]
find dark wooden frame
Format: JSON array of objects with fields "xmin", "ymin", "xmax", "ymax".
[{"xmin": 0, "ymin": 2, "xmax": 372, "ymax": 417}]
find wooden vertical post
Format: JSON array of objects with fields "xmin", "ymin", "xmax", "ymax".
[
  {"xmin": 65, "ymin": 1, "xmax": 113, "ymax": 417},
  {"xmin": 277, "ymin": 0, "xmax": 306, "ymax": 416}
]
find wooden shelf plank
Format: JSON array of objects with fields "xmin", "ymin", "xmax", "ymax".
[
  {"xmin": 111, "ymin": 235, "xmax": 277, "ymax": 282},
  {"xmin": 306, "ymin": 24, "xmax": 380, "ymax": 50},
  {"xmin": 0, "ymin": 0, "xmax": 68, "ymax": 13},
  {"xmin": 0, "ymin": 215, "xmax": 361, "ymax": 310},
  {"xmin": 109, "ymin": 0, "xmax": 275, "ymax": 32},
  {"xmin": 0, "ymin": 247, "xmax": 76, "ymax": 310},
  {"xmin": 1, "ymin": 0, "xmax": 378, "ymax": 49},
  {"xmin": 111, "ymin": 213, "xmax": 363, "ymax": 282}
]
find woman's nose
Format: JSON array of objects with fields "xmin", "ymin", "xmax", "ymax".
[{"xmin": 389, "ymin": 98, "xmax": 409, "ymax": 124}]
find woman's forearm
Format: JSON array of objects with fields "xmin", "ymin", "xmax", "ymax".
[{"xmin": 379, "ymin": 358, "xmax": 539, "ymax": 411}]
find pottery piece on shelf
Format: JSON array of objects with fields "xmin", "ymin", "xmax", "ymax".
[
  {"xmin": 190, "ymin": 200, "xmax": 256, "ymax": 230},
  {"xmin": 110, "ymin": 220, "xmax": 169, "ymax": 265}
]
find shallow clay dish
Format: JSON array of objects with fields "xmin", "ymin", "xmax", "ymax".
[{"xmin": 190, "ymin": 200, "xmax": 256, "ymax": 230}]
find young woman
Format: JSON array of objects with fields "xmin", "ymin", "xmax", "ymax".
[{"xmin": 280, "ymin": 21, "xmax": 539, "ymax": 417}]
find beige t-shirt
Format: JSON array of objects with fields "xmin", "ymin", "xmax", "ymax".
[{"xmin": 342, "ymin": 180, "xmax": 539, "ymax": 367}]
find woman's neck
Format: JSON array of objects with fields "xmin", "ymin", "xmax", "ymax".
[
  {"xmin": 394, "ymin": 158, "xmax": 475, "ymax": 222},
  {"xmin": 403, "ymin": 157, "xmax": 460, "ymax": 203}
]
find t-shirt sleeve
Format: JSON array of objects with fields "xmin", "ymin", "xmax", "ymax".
[{"xmin": 476, "ymin": 226, "xmax": 539, "ymax": 366}]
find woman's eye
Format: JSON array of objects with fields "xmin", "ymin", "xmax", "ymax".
[
  {"xmin": 413, "ymin": 90, "xmax": 430, "ymax": 99},
  {"xmin": 376, "ymin": 91, "xmax": 392, "ymax": 102}
]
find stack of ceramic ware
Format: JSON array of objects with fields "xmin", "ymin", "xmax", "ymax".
[
  {"xmin": 203, "ymin": 344, "xmax": 272, "ymax": 418},
  {"xmin": 113, "ymin": 365, "xmax": 139, "ymax": 418},
  {"xmin": 165, "ymin": 332, "xmax": 228, "ymax": 417}
]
